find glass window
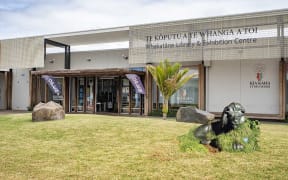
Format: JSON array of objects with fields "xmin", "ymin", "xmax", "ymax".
[
  {"xmin": 70, "ymin": 77, "xmax": 76, "ymax": 112},
  {"xmin": 152, "ymin": 82, "xmax": 158, "ymax": 110},
  {"xmin": 152, "ymin": 68, "xmax": 199, "ymax": 111},
  {"xmin": 77, "ymin": 77, "xmax": 85, "ymax": 112}
]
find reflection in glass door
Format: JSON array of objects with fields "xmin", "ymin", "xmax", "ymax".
[
  {"xmin": 70, "ymin": 77, "xmax": 76, "ymax": 112},
  {"xmin": 120, "ymin": 77, "xmax": 144, "ymax": 115},
  {"xmin": 130, "ymin": 87, "xmax": 142, "ymax": 114},
  {"xmin": 77, "ymin": 77, "xmax": 85, "ymax": 112},
  {"xmin": 121, "ymin": 78, "xmax": 130, "ymax": 114},
  {"xmin": 86, "ymin": 77, "xmax": 94, "ymax": 113}
]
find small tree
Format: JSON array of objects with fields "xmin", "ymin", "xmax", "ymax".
[{"xmin": 147, "ymin": 59, "xmax": 195, "ymax": 120}]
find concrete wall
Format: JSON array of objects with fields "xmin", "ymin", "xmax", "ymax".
[
  {"xmin": 71, "ymin": 49, "xmax": 129, "ymax": 69},
  {"xmin": 44, "ymin": 49, "xmax": 130, "ymax": 70},
  {"xmin": 206, "ymin": 59, "xmax": 280, "ymax": 114},
  {"xmin": 0, "ymin": 73, "xmax": 6, "ymax": 109},
  {"xmin": 42, "ymin": 53, "xmax": 65, "ymax": 70},
  {"xmin": 12, "ymin": 69, "xmax": 30, "ymax": 110}
]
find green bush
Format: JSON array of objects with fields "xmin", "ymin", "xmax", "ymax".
[
  {"xmin": 149, "ymin": 109, "xmax": 178, "ymax": 117},
  {"xmin": 27, "ymin": 106, "xmax": 33, "ymax": 111},
  {"xmin": 177, "ymin": 128, "xmax": 208, "ymax": 153},
  {"xmin": 178, "ymin": 119, "xmax": 260, "ymax": 153},
  {"xmin": 216, "ymin": 119, "xmax": 260, "ymax": 152}
]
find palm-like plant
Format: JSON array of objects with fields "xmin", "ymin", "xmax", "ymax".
[{"xmin": 147, "ymin": 59, "xmax": 195, "ymax": 120}]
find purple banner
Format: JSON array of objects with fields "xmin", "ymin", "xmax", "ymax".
[
  {"xmin": 125, "ymin": 74, "xmax": 145, "ymax": 94},
  {"xmin": 42, "ymin": 75, "xmax": 61, "ymax": 95}
]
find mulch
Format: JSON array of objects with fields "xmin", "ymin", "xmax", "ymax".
[{"xmin": 204, "ymin": 144, "xmax": 219, "ymax": 153}]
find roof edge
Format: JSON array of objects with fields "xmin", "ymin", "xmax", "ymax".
[{"xmin": 44, "ymin": 26, "xmax": 129, "ymax": 39}]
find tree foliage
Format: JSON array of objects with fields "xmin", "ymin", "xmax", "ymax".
[{"xmin": 146, "ymin": 59, "xmax": 195, "ymax": 119}]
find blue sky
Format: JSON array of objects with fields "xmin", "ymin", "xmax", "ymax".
[{"xmin": 0, "ymin": 0, "xmax": 287, "ymax": 39}]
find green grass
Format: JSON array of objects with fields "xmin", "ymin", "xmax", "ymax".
[
  {"xmin": 0, "ymin": 113, "xmax": 287, "ymax": 179},
  {"xmin": 177, "ymin": 127, "xmax": 209, "ymax": 153}
]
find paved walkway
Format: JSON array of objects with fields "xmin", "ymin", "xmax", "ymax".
[
  {"xmin": 0, "ymin": 110, "xmax": 286, "ymax": 123},
  {"xmin": 0, "ymin": 110, "xmax": 30, "ymax": 115}
]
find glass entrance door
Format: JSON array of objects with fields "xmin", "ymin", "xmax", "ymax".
[
  {"xmin": 97, "ymin": 78, "xmax": 117, "ymax": 113},
  {"xmin": 120, "ymin": 77, "xmax": 144, "ymax": 115},
  {"xmin": 121, "ymin": 78, "xmax": 130, "ymax": 114},
  {"xmin": 70, "ymin": 77, "xmax": 95, "ymax": 113},
  {"xmin": 69, "ymin": 77, "xmax": 120, "ymax": 114}
]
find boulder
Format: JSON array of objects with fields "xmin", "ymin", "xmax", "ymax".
[
  {"xmin": 176, "ymin": 106, "xmax": 215, "ymax": 124},
  {"xmin": 32, "ymin": 101, "xmax": 65, "ymax": 122}
]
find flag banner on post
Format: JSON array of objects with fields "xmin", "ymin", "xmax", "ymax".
[
  {"xmin": 42, "ymin": 75, "xmax": 62, "ymax": 96},
  {"xmin": 125, "ymin": 74, "xmax": 145, "ymax": 94}
]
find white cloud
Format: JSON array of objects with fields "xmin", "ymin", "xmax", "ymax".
[{"xmin": 0, "ymin": 0, "xmax": 287, "ymax": 39}]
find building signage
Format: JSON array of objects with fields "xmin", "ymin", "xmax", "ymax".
[
  {"xmin": 146, "ymin": 26, "xmax": 258, "ymax": 49},
  {"xmin": 249, "ymin": 64, "xmax": 271, "ymax": 88},
  {"xmin": 125, "ymin": 74, "xmax": 145, "ymax": 94},
  {"xmin": 42, "ymin": 75, "xmax": 62, "ymax": 95}
]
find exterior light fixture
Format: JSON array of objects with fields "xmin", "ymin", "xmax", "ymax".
[
  {"xmin": 122, "ymin": 54, "xmax": 128, "ymax": 60},
  {"xmin": 48, "ymin": 59, "xmax": 55, "ymax": 64}
]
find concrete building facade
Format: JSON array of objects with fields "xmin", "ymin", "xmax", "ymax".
[{"xmin": 0, "ymin": 9, "xmax": 287, "ymax": 119}]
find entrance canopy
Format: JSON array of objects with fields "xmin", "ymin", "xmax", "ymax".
[
  {"xmin": 0, "ymin": 27, "xmax": 129, "ymax": 69},
  {"xmin": 31, "ymin": 68, "xmax": 145, "ymax": 77},
  {"xmin": 45, "ymin": 26, "xmax": 129, "ymax": 46},
  {"xmin": 43, "ymin": 26, "xmax": 130, "ymax": 70}
]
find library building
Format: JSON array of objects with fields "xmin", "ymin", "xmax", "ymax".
[{"xmin": 0, "ymin": 9, "xmax": 287, "ymax": 120}]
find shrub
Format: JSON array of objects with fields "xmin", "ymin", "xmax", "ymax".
[
  {"xmin": 216, "ymin": 119, "xmax": 260, "ymax": 152},
  {"xmin": 177, "ymin": 128, "xmax": 208, "ymax": 153},
  {"xmin": 178, "ymin": 119, "xmax": 260, "ymax": 153},
  {"xmin": 149, "ymin": 109, "xmax": 178, "ymax": 117}
]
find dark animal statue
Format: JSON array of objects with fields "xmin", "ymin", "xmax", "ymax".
[{"xmin": 194, "ymin": 102, "xmax": 246, "ymax": 145}]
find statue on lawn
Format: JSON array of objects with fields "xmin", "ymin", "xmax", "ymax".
[{"xmin": 194, "ymin": 102, "xmax": 246, "ymax": 147}]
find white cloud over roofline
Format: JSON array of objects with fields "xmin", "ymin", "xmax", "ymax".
[{"xmin": 0, "ymin": 0, "xmax": 288, "ymax": 39}]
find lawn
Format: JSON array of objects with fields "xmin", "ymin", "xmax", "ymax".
[{"xmin": 0, "ymin": 113, "xmax": 287, "ymax": 179}]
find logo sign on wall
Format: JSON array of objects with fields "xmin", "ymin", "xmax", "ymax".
[{"xmin": 249, "ymin": 63, "xmax": 270, "ymax": 88}]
